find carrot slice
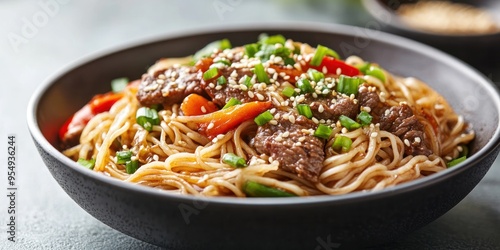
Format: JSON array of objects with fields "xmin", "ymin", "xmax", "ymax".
[{"xmin": 180, "ymin": 93, "xmax": 219, "ymax": 116}]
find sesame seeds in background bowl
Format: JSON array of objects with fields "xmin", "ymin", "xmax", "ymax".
[{"xmin": 362, "ymin": 0, "xmax": 500, "ymax": 69}]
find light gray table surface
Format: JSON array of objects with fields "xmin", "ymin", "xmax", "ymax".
[{"xmin": 1, "ymin": 1, "xmax": 499, "ymax": 249}]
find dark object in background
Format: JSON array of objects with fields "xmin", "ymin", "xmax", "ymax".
[
  {"xmin": 27, "ymin": 23, "xmax": 500, "ymax": 249},
  {"xmin": 363, "ymin": 0, "xmax": 500, "ymax": 80}
]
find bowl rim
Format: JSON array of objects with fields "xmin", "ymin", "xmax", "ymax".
[
  {"xmin": 362, "ymin": 0, "xmax": 500, "ymax": 38},
  {"xmin": 27, "ymin": 21, "xmax": 500, "ymax": 206}
]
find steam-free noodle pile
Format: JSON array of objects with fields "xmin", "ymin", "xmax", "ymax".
[{"xmin": 60, "ymin": 35, "xmax": 474, "ymax": 197}]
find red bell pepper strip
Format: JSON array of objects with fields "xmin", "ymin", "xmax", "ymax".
[
  {"xmin": 186, "ymin": 101, "xmax": 272, "ymax": 139},
  {"xmin": 309, "ymin": 56, "xmax": 360, "ymax": 77},
  {"xmin": 180, "ymin": 93, "xmax": 219, "ymax": 116}
]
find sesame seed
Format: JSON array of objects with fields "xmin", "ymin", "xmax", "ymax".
[
  {"xmin": 270, "ymin": 108, "xmax": 276, "ymax": 114},
  {"xmin": 240, "ymin": 84, "xmax": 248, "ymax": 91},
  {"xmin": 275, "ymin": 136, "xmax": 283, "ymax": 142},
  {"xmin": 153, "ymin": 154, "xmax": 159, "ymax": 161},
  {"xmin": 415, "ymin": 137, "xmax": 421, "ymax": 143},
  {"xmin": 404, "ymin": 139, "xmax": 410, "ymax": 147},
  {"xmin": 319, "ymin": 119, "xmax": 326, "ymax": 124},
  {"xmin": 256, "ymin": 93, "xmax": 265, "ymax": 101},
  {"xmin": 336, "ymin": 68, "xmax": 342, "ymax": 75},
  {"xmin": 217, "ymin": 134, "xmax": 224, "ymax": 140},
  {"xmin": 312, "ymin": 117, "xmax": 319, "ymax": 124},
  {"xmin": 215, "ymin": 85, "xmax": 223, "ymax": 90},
  {"xmin": 341, "ymin": 128, "xmax": 348, "ymax": 133},
  {"xmin": 318, "ymin": 105, "xmax": 324, "ymax": 113},
  {"xmin": 231, "ymin": 70, "xmax": 238, "ymax": 78},
  {"xmin": 274, "ymin": 113, "xmax": 281, "ymax": 120},
  {"xmin": 207, "ymin": 122, "xmax": 215, "ymax": 129},
  {"xmin": 267, "ymin": 68, "xmax": 276, "ymax": 74},
  {"xmin": 283, "ymin": 75, "xmax": 290, "ymax": 80},
  {"xmin": 322, "ymin": 66, "xmax": 328, "ymax": 74},
  {"xmin": 295, "ymin": 95, "xmax": 305, "ymax": 103},
  {"xmin": 201, "ymin": 106, "xmax": 207, "ymax": 113},
  {"xmin": 248, "ymin": 91, "xmax": 255, "ymax": 98},
  {"xmin": 270, "ymin": 120, "xmax": 278, "ymax": 125},
  {"xmin": 282, "ymin": 131, "xmax": 290, "ymax": 138},
  {"xmin": 384, "ymin": 109, "xmax": 390, "ymax": 116},
  {"xmin": 312, "ymin": 93, "xmax": 318, "ymax": 98},
  {"xmin": 370, "ymin": 132, "xmax": 378, "ymax": 138},
  {"xmin": 294, "ymin": 142, "xmax": 302, "ymax": 146},
  {"xmin": 445, "ymin": 156, "xmax": 452, "ymax": 161},
  {"xmin": 363, "ymin": 107, "xmax": 372, "ymax": 112},
  {"xmin": 457, "ymin": 146, "xmax": 463, "ymax": 152},
  {"xmin": 208, "ymin": 83, "xmax": 215, "ymax": 88},
  {"xmin": 288, "ymin": 115, "xmax": 296, "ymax": 124},
  {"xmin": 299, "ymin": 136, "xmax": 306, "ymax": 142}
]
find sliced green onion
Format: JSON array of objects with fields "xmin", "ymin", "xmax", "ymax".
[
  {"xmin": 260, "ymin": 34, "xmax": 286, "ymax": 45},
  {"xmin": 356, "ymin": 62, "xmax": 371, "ymax": 74},
  {"xmin": 366, "ymin": 66, "xmax": 386, "ymax": 82},
  {"xmin": 281, "ymin": 86, "xmax": 296, "ymax": 98},
  {"xmin": 297, "ymin": 78, "xmax": 313, "ymax": 94},
  {"xmin": 314, "ymin": 124, "xmax": 333, "ymax": 139},
  {"xmin": 332, "ymin": 136, "xmax": 353, "ymax": 152},
  {"xmin": 243, "ymin": 180, "xmax": 296, "ymax": 197},
  {"xmin": 337, "ymin": 75, "xmax": 363, "ymax": 95},
  {"xmin": 339, "ymin": 115, "xmax": 361, "ymax": 130},
  {"xmin": 284, "ymin": 57, "xmax": 295, "ymax": 66},
  {"xmin": 222, "ymin": 153, "xmax": 248, "ymax": 168},
  {"xmin": 307, "ymin": 69, "xmax": 324, "ymax": 82},
  {"xmin": 459, "ymin": 145, "xmax": 469, "ymax": 158},
  {"xmin": 203, "ymin": 67, "xmax": 219, "ymax": 80},
  {"xmin": 223, "ymin": 97, "xmax": 242, "ymax": 109},
  {"xmin": 111, "ymin": 77, "xmax": 129, "ymax": 93},
  {"xmin": 297, "ymin": 104, "xmax": 313, "ymax": 119},
  {"xmin": 254, "ymin": 63, "xmax": 270, "ymax": 84},
  {"xmin": 77, "ymin": 158, "xmax": 95, "ymax": 170},
  {"xmin": 447, "ymin": 156, "xmax": 466, "ymax": 168},
  {"xmin": 136, "ymin": 107, "xmax": 160, "ymax": 132},
  {"xmin": 254, "ymin": 110, "xmax": 273, "ymax": 126},
  {"xmin": 116, "ymin": 151, "xmax": 132, "ymax": 164},
  {"xmin": 214, "ymin": 59, "xmax": 231, "ymax": 66},
  {"xmin": 193, "ymin": 39, "xmax": 232, "ymax": 61},
  {"xmin": 310, "ymin": 45, "xmax": 340, "ymax": 66},
  {"xmin": 217, "ymin": 75, "xmax": 227, "ymax": 85},
  {"xmin": 245, "ymin": 43, "xmax": 260, "ymax": 58},
  {"xmin": 357, "ymin": 111, "xmax": 373, "ymax": 126},
  {"xmin": 125, "ymin": 160, "xmax": 139, "ymax": 174},
  {"xmin": 241, "ymin": 75, "xmax": 253, "ymax": 89}
]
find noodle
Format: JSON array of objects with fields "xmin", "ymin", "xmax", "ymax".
[{"xmin": 61, "ymin": 36, "xmax": 474, "ymax": 197}]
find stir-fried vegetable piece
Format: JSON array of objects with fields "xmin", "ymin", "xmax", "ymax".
[
  {"xmin": 193, "ymin": 38, "xmax": 232, "ymax": 62},
  {"xmin": 310, "ymin": 44, "xmax": 340, "ymax": 66},
  {"xmin": 314, "ymin": 124, "xmax": 333, "ymax": 139},
  {"xmin": 307, "ymin": 69, "xmax": 325, "ymax": 82},
  {"xmin": 297, "ymin": 78, "xmax": 314, "ymax": 94},
  {"xmin": 116, "ymin": 151, "xmax": 132, "ymax": 164},
  {"xmin": 297, "ymin": 104, "xmax": 313, "ymax": 119},
  {"xmin": 181, "ymin": 94, "xmax": 218, "ymax": 116},
  {"xmin": 447, "ymin": 156, "xmax": 467, "ymax": 168},
  {"xmin": 203, "ymin": 67, "xmax": 219, "ymax": 80},
  {"xmin": 332, "ymin": 136, "xmax": 353, "ymax": 152},
  {"xmin": 254, "ymin": 63, "xmax": 270, "ymax": 84},
  {"xmin": 223, "ymin": 98, "xmax": 242, "ymax": 109},
  {"xmin": 337, "ymin": 75, "xmax": 363, "ymax": 96},
  {"xmin": 222, "ymin": 153, "xmax": 248, "ymax": 168},
  {"xmin": 339, "ymin": 115, "xmax": 361, "ymax": 130},
  {"xmin": 77, "ymin": 158, "xmax": 95, "ymax": 170},
  {"xmin": 243, "ymin": 181, "xmax": 296, "ymax": 197},
  {"xmin": 357, "ymin": 62, "xmax": 386, "ymax": 82},
  {"xmin": 357, "ymin": 111, "xmax": 373, "ymax": 126},
  {"xmin": 310, "ymin": 56, "xmax": 360, "ymax": 77},
  {"xmin": 136, "ymin": 107, "xmax": 160, "ymax": 132},
  {"xmin": 254, "ymin": 110, "xmax": 273, "ymax": 126},
  {"xmin": 126, "ymin": 160, "xmax": 139, "ymax": 174},
  {"xmin": 111, "ymin": 77, "xmax": 129, "ymax": 93},
  {"xmin": 281, "ymin": 86, "xmax": 296, "ymax": 97},
  {"xmin": 217, "ymin": 75, "xmax": 227, "ymax": 85},
  {"xmin": 186, "ymin": 101, "xmax": 272, "ymax": 139}
]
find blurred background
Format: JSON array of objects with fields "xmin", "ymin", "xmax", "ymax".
[{"xmin": 1, "ymin": 0, "xmax": 499, "ymax": 249}]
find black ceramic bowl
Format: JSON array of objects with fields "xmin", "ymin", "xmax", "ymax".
[
  {"xmin": 27, "ymin": 23, "xmax": 500, "ymax": 249},
  {"xmin": 362, "ymin": 0, "xmax": 500, "ymax": 68}
]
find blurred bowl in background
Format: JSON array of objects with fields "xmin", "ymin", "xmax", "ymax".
[{"xmin": 362, "ymin": 0, "xmax": 500, "ymax": 69}]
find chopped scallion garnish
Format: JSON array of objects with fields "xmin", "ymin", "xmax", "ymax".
[
  {"xmin": 223, "ymin": 97, "xmax": 242, "ymax": 109},
  {"xmin": 136, "ymin": 107, "xmax": 160, "ymax": 132},
  {"xmin": 260, "ymin": 34, "xmax": 286, "ymax": 45},
  {"xmin": 337, "ymin": 75, "xmax": 363, "ymax": 95},
  {"xmin": 214, "ymin": 59, "xmax": 231, "ymax": 66},
  {"xmin": 241, "ymin": 75, "xmax": 252, "ymax": 89},
  {"xmin": 297, "ymin": 104, "xmax": 313, "ymax": 119},
  {"xmin": 366, "ymin": 65, "xmax": 386, "ymax": 82},
  {"xmin": 314, "ymin": 124, "xmax": 333, "ymax": 139},
  {"xmin": 310, "ymin": 45, "xmax": 340, "ymax": 66},
  {"xmin": 77, "ymin": 158, "xmax": 95, "ymax": 170},
  {"xmin": 297, "ymin": 78, "xmax": 313, "ymax": 94},
  {"xmin": 217, "ymin": 75, "xmax": 227, "ymax": 85},
  {"xmin": 332, "ymin": 136, "xmax": 353, "ymax": 152},
  {"xmin": 245, "ymin": 43, "xmax": 260, "ymax": 58},
  {"xmin": 447, "ymin": 156, "xmax": 466, "ymax": 168},
  {"xmin": 254, "ymin": 110, "xmax": 273, "ymax": 126},
  {"xmin": 111, "ymin": 77, "xmax": 129, "ymax": 93},
  {"xmin": 116, "ymin": 151, "xmax": 132, "ymax": 164},
  {"xmin": 203, "ymin": 67, "xmax": 219, "ymax": 80},
  {"xmin": 126, "ymin": 160, "xmax": 139, "ymax": 174},
  {"xmin": 281, "ymin": 86, "xmax": 296, "ymax": 98},
  {"xmin": 307, "ymin": 69, "xmax": 324, "ymax": 82},
  {"xmin": 254, "ymin": 63, "xmax": 270, "ymax": 84},
  {"xmin": 243, "ymin": 180, "xmax": 296, "ymax": 197},
  {"xmin": 357, "ymin": 111, "xmax": 373, "ymax": 126},
  {"xmin": 339, "ymin": 115, "xmax": 361, "ymax": 130},
  {"xmin": 222, "ymin": 153, "xmax": 248, "ymax": 168},
  {"xmin": 284, "ymin": 57, "xmax": 295, "ymax": 66}
]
